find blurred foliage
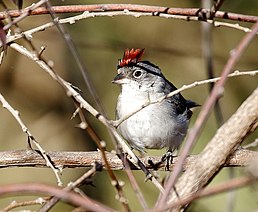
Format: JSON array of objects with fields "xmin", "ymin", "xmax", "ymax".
[{"xmin": 0, "ymin": 0, "xmax": 257, "ymax": 211}]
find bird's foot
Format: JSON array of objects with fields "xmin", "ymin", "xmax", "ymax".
[{"xmin": 161, "ymin": 150, "xmax": 174, "ymax": 171}]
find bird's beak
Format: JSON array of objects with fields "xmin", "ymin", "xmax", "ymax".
[{"xmin": 112, "ymin": 73, "xmax": 130, "ymax": 84}]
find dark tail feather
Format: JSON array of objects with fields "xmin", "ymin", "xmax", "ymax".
[
  {"xmin": 186, "ymin": 100, "xmax": 200, "ymax": 109},
  {"xmin": 186, "ymin": 100, "xmax": 200, "ymax": 119}
]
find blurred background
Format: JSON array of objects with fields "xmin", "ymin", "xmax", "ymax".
[{"xmin": 0, "ymin": 0, "xmax": 257, "ymax": 211}]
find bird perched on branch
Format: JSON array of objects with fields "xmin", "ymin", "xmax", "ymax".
[{"xmin": 112, "ymin": 49, "xmax": 198, "ymax": 168}]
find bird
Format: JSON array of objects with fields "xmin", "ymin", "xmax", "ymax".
[{"xmin": 112, "ymin": 48, "xmax": 198, "ymax": 167}]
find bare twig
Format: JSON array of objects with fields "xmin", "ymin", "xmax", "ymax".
[
  {"xmin": 2, "ymin": 9, "xmax": 257, "ymax": 49},
  {"xmin": 243, "ymin": 139, "xmax": 258, "ymax": 149},
  {"xmin": 2, "ymin": 197, "xmax": 48, "ymax": 211},
  {"xmin": 0, "ymin": 5, "xmax": 257, "ymax": 23},
  {"xmin": 201, "ymin": 0, "xmax": 224, "ymax": 127},
  {"xmin": 43, "ymin": 2, "xmax": 110, "ymax": 132},
  {"xmin": 43, "ymin": 6, "xmax": 123, "ymax": 202},
  {"xmin": 209, "ymin": 0, "xmax": 225, "ymax": 19},
  {"xmin": 40, "ymin": 163, "xmax": 99, "ymax": 211},
  {"xmin": 0, "ymin": 93, "xmax": 63, "ymax": 186},
  {"xmin": 123, "ymin": 157, "xmax": 149, "ymax": 210},
  {"xmin": 111, "ymin": 69, "xmax": 258, "ymax": 128},
  {"xmin": 72, "ymin": 103, "xmax": 130, "ymax": 212},
  {"xmin": 0, "ymin": 183, "xmax": 114, "ymax": 211},
  {"xmin": 3, "ymin": 0, "xmax": 48, "ymax": 31}
]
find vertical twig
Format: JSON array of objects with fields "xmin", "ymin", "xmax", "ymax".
[
  {"xmin": 202, "ymin": 0, "xmax": 224, "ymax": 126},
  {"xmin": 73, "ymin": 104, "xmax": 131, "ymax": 212},
  {"xmin": 123, "ymin": 156, "xmax": 149, "ymax": 210},
  {"xmin": 202, "ymin": 1, "xmax": 233, "ymax": 211}
]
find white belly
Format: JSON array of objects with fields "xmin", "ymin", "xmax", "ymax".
[{"xmin": 116, "ymin": 90, "xmax": 188, "ymax": 152}]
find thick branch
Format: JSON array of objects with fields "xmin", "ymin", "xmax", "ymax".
[
  {"xmin": 166, "ymin": 86, "xmax": 258, "ymax": 210},
  {"xmin": 0, "ymin": 5, "xmax": 257, "ymax": 23},
  {"xmin": 0, "ymin": 149, "xmax": 257, "ymax": 170}
]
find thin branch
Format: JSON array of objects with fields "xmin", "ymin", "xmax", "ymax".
[
  {"xmin": 0, "ymin": 149, "xmax": 257, "ymax": 170},
  {"xmin": 2, "ymin": 197, "xmax": 48, "ymax": 211},
  {"xmin": 0, "ymin": 93, "xmax": 63, "ymax": 186},
  {"xmin": 111, "ymin": 69, "xmax": 258, "ymax": 128},
  {"xmin": 3, "ymin": 0, "xmax": 48, "ymax": 31},
  {"xmin": 2, "ymin": 9, "xmax": 257, "ymax": 49},
  {"xmin": 201, "ymin": 0, "xmax": 224, "ymax": 127},
  {"xmin": 0, "ymin": 183, "xmax": 114, "ymax": 212},
  {"xmin": 43, "ymin": 5, "xmax": 122, "ymax": 197},
  {"xmin": 123, "ymin": 156, "xmax": 149, "ymax": 210},
  {"xmin": 243, "ymin": 139, "xmax": 258, "ymax": 149},
  {"xmin": 39, "ymin": 163, "xmax": 99, "ymax": 211},
  {"xmin": 210, "ymin": 0, "xmax": 225, "ymax": 18},
  {"xmin": 72, "ymin": 103, "xmax": 130, "ymax": 212},
  {"xmin": 44, "ymin": 2, "xmax": 111, "ymax": 135},
  {"xmin": 153, "ymin": 176, "xmax": 257, "ymax": 212},
  {"xmin": 0, "ymin": 5, "xmax": 257, "ymax": 23}
]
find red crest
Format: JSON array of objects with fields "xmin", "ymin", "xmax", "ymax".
[{"xmin": 118, "ymin": 48, "xmax": 145, "ymax": 67}]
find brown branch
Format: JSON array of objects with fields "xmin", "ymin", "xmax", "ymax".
[
  {"xmin": 0, "ymin": 183, "xmax": 114, "ymax": 211},
  {"xmin": 39, "ymin": 163, "xmax": 99, "ymax": 211},
  {"xmin": 0, "ymin": 4, "xmax": 257, "ymax": 23},
  {"xmin": 72, "ymin": 103, "xmax": 130, "ymax": 212},
  {"xmin": 156, "ymin": 176, "xmax": 257, "ymax": 212},
  {"xmin": 2, "ymin": 197, "xmax": 49, "ymax": 211},
  {"xmin": 0, "ymin": 149, "xmax": 257, "ymax": 170}
]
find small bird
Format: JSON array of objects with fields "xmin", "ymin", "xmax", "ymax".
[{"xmin": 113, "ymin": 49, "xmax": 198, "ymax": 164}]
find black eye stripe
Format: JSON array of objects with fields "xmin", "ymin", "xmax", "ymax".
[{"xmin": 134, "ymin": 62, "xmax": 164, "ymax": 78}]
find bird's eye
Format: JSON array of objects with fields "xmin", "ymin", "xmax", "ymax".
[{"xmin": 133, "ymin": 70, "xmax": 143, "ymax": 78}]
